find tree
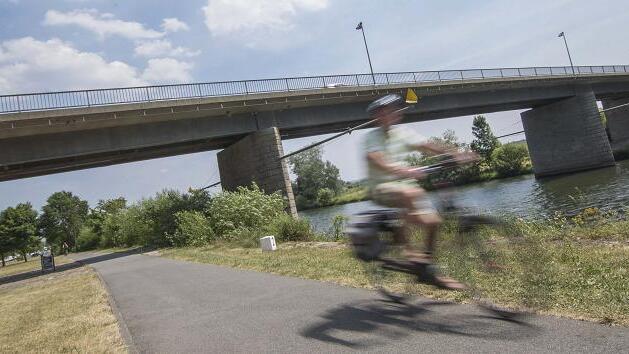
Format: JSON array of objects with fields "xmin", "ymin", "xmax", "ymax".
[
  {"xmin": 78, "ymin": 197, "xmax": 128, "ymax": 251},
  {"xmin": 0, "ymin": 203, "xmax": 39, "ymax": 262},
  {"xmin": 429, "ymin": 129, "xmax": 465, "ymax": 149},
  {"xmin": 38, "ymin": 191, "xmax": 89, "ymax": 252},
  {"xmin": 491, "ymin": 143, "xmax": 532, "ymax": 177},
  {"xmin": 289, "ymin": 147, "xmax": 343, "ymax": 208},
  {"xmin": 470, "ymin": 115, "xmax": 500, "ymax": 160},
  {"xmin": 0, "ymin": 213, "xmax": 11, "ymax": 267},
  {"xmin": 86, "ymin": 197, "xmax": 127, "ymax": 237},
  {"xmin": 89, "ymin": 189, "xmax": 212, "ymax": 249}
]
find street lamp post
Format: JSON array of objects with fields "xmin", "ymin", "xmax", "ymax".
[
  {"xmin": 558, "ymin": 32, "xmax": 575, "ymax": 76},
  {"xmin": 356, "ymin": 22, "xmax": 376, "ymax": 85}
]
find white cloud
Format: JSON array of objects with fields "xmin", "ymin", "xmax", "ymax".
[
  {"xmin": 202, "ymin": 0, "xmax": 328, "ymax": 36},
  {"xmin": 0, "ymin": 37, "xmax": 196, "ymax": 94},
  {"xmin": 43, "ymin": 9, "xmax": 164, "ymax": 40},
  {"xmin": 162, "ymin": 18, "xmax": 190, "ymax": 32},
  {"xmin": 0, "ymin": 37, "xmax": 146, "ymax": 93},
  {"xmin": 134, "ymin": 39, "xmax": 200, "ymax": 58},
  {"xmin": 141, "ymin": 58, "xmax": 193, "ymax": 84}
]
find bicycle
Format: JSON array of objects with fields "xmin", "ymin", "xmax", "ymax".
[{"xmin": 345, "ymin": 159, "xmax": 537, "ymax": 319}]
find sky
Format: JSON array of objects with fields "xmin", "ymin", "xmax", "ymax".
[{"xmin": 1, "ymin": 0, "xmax": 628, "ymax": 210}]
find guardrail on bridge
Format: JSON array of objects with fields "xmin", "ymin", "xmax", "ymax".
[{"xmin": 1, "ymin": 65, "xmax": 627, "ymax": 114}]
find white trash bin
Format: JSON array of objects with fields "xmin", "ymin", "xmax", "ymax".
[{"xmin": 260, "ymin": 236, "xmax": 277, "ymax": 251}]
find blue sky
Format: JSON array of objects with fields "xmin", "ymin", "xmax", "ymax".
[{"xmin": 1, "ymin": 0, "xmax": 628, "ymax": 210}]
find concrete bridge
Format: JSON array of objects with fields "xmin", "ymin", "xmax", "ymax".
[{"xmin": 2, "ymin": 65, "xmax": 629, "ymax": 214}]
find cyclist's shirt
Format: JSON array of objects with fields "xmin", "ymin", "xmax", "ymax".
[{"xmin": 364, "ymin": 126, "xmax": 425, "ymax": 191}]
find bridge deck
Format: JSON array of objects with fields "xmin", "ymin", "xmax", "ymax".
[
  {"xmin": 2, "ymin": 68, "xmax": 629, "ymax": 140},
  {"xmin": 1, "ymin": 65, "xmax": 629, "ymax": 181}
]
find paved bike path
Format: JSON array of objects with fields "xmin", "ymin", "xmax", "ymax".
[{"xmin": 75, "ymin": 251, "xmax": 627, "ymax": 353}]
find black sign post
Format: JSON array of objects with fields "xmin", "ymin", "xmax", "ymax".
[{"xmin": 41, "ymin": 248, "xmax": 56, "ymax": 273}]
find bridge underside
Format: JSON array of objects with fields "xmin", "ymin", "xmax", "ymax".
[
  {"xmin": 1, "ymin": 75, "xmax": 629, "ymax": 183},
  {"xmin": 602, "ymin": 96, "xmax": 629, "ymax": 153}
]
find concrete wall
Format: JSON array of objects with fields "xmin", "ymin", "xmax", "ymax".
[
  {"xmin": 521, "ymin": 87, "xmax": 615, "ymax": 177},
  {"xmin": 217, "ymin": 127, "xmax": 297, "ymax": 217},
  {"xmin": 601, "ymin": 97, "xmax": 629, "ymax": 151}
]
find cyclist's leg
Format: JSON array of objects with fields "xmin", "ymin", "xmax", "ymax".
[
  {"xmin": 372, "ymin": 183, "xmax": 465, "ymax": 290},
  {"xmin": 414, "ymin": 212, "xmax": 442, "ymax": 257},
  {"xmin": 371, "ymin": 182, "xmax": 418, "ymax": 247},
  {"xmin": 373, "ymin": 183, "xmax": 434, "ymax": 258},
  {"xmin": 407, "ymin": 192, "xmax": 467, "ymax": 290},
  {"xmin": 401, "ymin": 187, "xmax": 443, "ymax": 258}
]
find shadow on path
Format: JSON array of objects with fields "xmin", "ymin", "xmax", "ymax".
[
  {"xmin": 301, "ymin": 297, "xmax": 540, "ymax": 349},
  {"xmin": 0, "ymin": 248, "xmax": 144, "ymax": 286}
]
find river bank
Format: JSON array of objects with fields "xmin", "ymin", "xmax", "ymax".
[
  {"xmin": 301, "ymin": 160, "xmax": 629, "ymax": 232},
  {"xmin": 299, "ymin": 169, "xmax": 535, "ymax": 212}
]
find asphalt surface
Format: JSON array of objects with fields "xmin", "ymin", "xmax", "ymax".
[{"xmin": 73, "ymin": 251, "xmax": 628, "ymax": 353}]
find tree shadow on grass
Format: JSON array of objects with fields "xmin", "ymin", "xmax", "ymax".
[
  {"xmin": 0, "ymin": 248, "xmax": 145, "ymax": 286},
  {"xmin": 300, "ymin": 296, "xmax": 539, "ymax": 349}
]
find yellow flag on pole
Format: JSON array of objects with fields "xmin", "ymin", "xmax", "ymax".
[{"xmin": 405, "ymin": 88, "xmax": 419, "ymax": 104}]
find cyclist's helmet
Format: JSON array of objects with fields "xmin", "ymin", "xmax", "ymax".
[{"xmin": 366, "ymin": 94, "xmax": 404, "ymax": 116}]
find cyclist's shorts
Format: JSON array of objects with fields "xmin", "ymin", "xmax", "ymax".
[{"xmin": 371, "ymin": 181, "xmax": 437, "ymax": 215}]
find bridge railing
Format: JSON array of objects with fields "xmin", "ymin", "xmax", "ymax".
[{"xmin": 1, "ymin": 65, "xmax": 627, "ymax": 114}]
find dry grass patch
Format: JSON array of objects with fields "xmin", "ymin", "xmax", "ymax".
[
  {"xmin": 0, "ymin": 256, "xmax": 72, "ymax": 278},
  {"xmin": 0, "ymin": 267, "xmax": 126, "ymax": 353}
]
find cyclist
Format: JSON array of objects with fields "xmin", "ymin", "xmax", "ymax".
[{"xmin": 364, "ymin": 93, "xmax": 475, "ymax": 290}]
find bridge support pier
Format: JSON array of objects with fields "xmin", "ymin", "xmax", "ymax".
[
  {"xmin": 521, "ymin": 87, "xmax": 615, "ymax": 177},
  {"xmin": 217, "ymin": 127, "xmax": 297, "ymax": 217},
  {"xmin": 601, "ymin": 97, "xmax": 629, "ymax": 154}
]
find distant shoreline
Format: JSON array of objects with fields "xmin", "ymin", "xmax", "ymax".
[{"xmin": 296, "ymin": 170, "xmax": 535, "ymax": 211}]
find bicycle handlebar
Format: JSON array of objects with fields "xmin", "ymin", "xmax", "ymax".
[{"xmin": 409, "ymin": 158, "xmax": 466, "ymax": 175}]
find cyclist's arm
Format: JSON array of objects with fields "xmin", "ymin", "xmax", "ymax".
[
  {"xmin": 410, "ymin": 141, "xmax": 453, "ymax": 156},
  {"xmin": 411, "ymin": 142, "xmax": 479, "ymax": 163},
  {"xmin": 367, "ymin": 151, "xmax": 419, "ymax": 179}
]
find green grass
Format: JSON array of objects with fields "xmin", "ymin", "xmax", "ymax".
[
  {"xmin": 331, "ymin": 186, "xmax": 369, "ymax": 205},
  {"xmin": 162, "ymin": 217, "xmax": 629, "ymax": 326},
  {"xmin": 297, "ymin": 186, "xmax": 369, "ymax": 210}
]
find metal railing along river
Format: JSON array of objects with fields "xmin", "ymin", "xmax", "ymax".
[{"xmin": 1, "ymin": 65, "xmax": 627, "ymax": 114}]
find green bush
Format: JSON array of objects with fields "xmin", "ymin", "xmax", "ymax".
[
  {"xmin": 99, "ymin": 213, "xmax": 120, "ymax": 248},
  {"xmin": 141, "ymin": 190, "xmax": 193, "ymax": 246},
  {"xmin": 76, "ymin": 227, "xmax": 100, "ymax": 251},
  {"xmin": 316, "ymin": 188, "xmax": 334, "ymax": 206},
  {"xmin": 170, "ymin": 211, "xmax": 214, "ymax": 247},
  {"xmin": 105, "ymin": 189, "xmax": 212, "ymax": 247},
  {"xmin": 327, "ymin": 214, "xmax": 348, "ymax": 241},
  {"xmin": 491, "ymin": 143, "xmax": 532, "ymax": 177},
  {"xmin": 268, "ymin": 214, "xmax": 314, "ymax": 242},
  {"xmin": 207, "ymin": 184, "xmax": 284, "ymax": 238},
  {"xmin": 100, "ymin": 206, "xmax": 151, "ymax": 247},
  {"xmin": 295, "ymin": 195, "xmax": 315, "ymax": 210},
  {"xmin": 225, "ymin": 227, "xmax": 265, "ymax": 248}
]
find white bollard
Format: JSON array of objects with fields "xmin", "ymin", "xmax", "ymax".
[{"xmin": 259, "ymin": 236, "xmax": 277, "ymax": 251}]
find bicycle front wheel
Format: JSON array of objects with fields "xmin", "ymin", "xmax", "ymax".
[{"xmin": 437, "ymin": 215, "xmax": 543, "ymax": 317}]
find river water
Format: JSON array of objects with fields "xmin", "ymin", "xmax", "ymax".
[{"xmin": 301, "ymin": 160, "xmax": 629, "ymax": 232}]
